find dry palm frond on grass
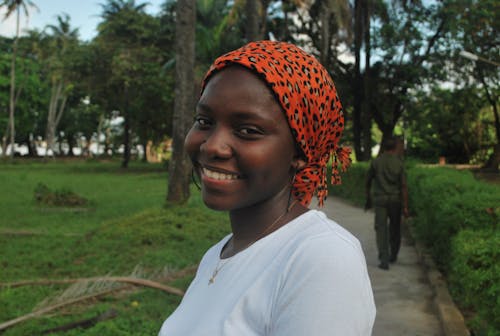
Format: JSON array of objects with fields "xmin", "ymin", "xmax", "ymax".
[{"xmin": 0, "ymin": 264, "xmax": 196, "ymax": 331}]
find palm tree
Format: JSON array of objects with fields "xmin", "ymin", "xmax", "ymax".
[
  {"xmin": 167, "ymin": 0, "xmax": 196, "ymax": 204},
  {"xmin": 44, "ymin": 13, "xmax": 79, "ymax": 155},
  {"xmin": 0, "ymin": 0, "xmax": 37, "ymax": 158}
]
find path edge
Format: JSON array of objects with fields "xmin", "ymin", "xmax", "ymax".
[{"xmin": 407, "ymin": 221, "xmax": 470, "ymax": 336}]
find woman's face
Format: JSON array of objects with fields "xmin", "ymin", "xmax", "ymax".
[{"xmin": 185, "ymin": 66, "xmax": 300, "ymax": 211}]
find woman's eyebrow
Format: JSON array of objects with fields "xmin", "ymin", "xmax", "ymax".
[
  {"xmin": 196, "ymin": 103, "xmax": 278, "ymax": 124},
  {"xmin": 196, "ymin": 102, "xmax": 212, "ymax": 113}
]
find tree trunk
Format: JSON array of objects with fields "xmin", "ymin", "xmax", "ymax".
[
  {"xmin": 96, "ymin": 114, "xmax": 104, "ymax": 157},
  {"xmin": 8, "ymin": 9, "xmax": 21, "ymax": 160},
  {"xmin": 26, "ymin": 133, "xmax": 37, "ymax": 157},
  {"xmin": 353, "ymin": 0, "xmax": 364, "ymax": 160},
  {"xmin": 141, "ymin": 141, "xmax": 148, "ymax": 163},
  {"xmin": 1, "ymin": 126, "xmax": 9, "ymax": 157},
  {"xmin": 245, "ymin": 0, "xmax": 261, "ymax": 41},
  {"xmin": 478, "ymin": 67, "xmax": 500, "ymax": 172},
  {"xmin": 121, "ymin": 84, "xmax": 131, "ymax": 168},
  {"xmin": 121, "ymin": 112, "xmax": 130, "ymax": 168},
  {"xmin": 46, "ymin": 82, "xmax": 67, "ymax": 156},
  {"xmin": 319, "ymin": 1, "xmax": 331, "ymax": 67},
  {"xmin": 483, "ymin": 144, "xmax": 500, "ymax": 172},
  {"xmin": 360, "ymin": 0, "xmax": 372, "ymax": 161},
  {"xmin": 66, "ymin": 132, "xmax": 75, "ymax": 157},
  {"xmin": 167, "ymin": 0, "xmax": 196, "ymax": 204}
]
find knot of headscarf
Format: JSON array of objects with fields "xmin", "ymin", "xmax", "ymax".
[{"xmin": 201, "ymin": 40, "xmax": 351, "ymax": 207}]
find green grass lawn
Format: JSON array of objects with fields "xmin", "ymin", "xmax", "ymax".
[{"xmin": 0, "ymin": 159, "xmax": 230, "ymax": 335}]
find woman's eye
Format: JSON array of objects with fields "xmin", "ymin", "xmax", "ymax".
[
  {"xmin": 237, "ymin": 127, "xmax": 264, "ymax": 137},
  {"xmin": 194, "ymin": 116, "xmax": 211, "ymax": 128}
]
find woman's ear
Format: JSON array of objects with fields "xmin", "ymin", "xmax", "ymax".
[{"xmin": 292, "ymin": 157, "xmax": 307, "ymax": 171}]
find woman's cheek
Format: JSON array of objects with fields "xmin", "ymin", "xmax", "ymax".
[{"xmin": 184, "ymin": 128, "xmax": 201, "ymax": 157}]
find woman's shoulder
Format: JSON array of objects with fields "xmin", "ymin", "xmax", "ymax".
[
  {"xmin": 283, "ymin": 210, "xmax": 364, "ymax": 260},
  {"xmin": 289, "ymin": 209, "xmax": 362, "ymax": 252},
  {"xmin": 274, "ymin": 210, "xmax": 371, "ymax": 290}
]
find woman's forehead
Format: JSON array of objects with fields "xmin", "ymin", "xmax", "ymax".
[
  {"xmin": 202, "ymin": 67, "xmax": 277, "ymax": 106},
  {"xmin": 199, "ymin": 67, "xmax": 285, "ymax": 123}
]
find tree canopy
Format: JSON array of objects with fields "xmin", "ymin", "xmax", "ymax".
[{"xmin": 0, "ymin": 0, "xmax": 497, "ymax": 171}]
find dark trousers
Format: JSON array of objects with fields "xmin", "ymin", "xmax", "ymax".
[{"xmin": 374, "ymin": 195, "xmax": 402, "ymax": 264}]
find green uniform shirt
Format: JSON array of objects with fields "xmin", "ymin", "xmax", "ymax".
[{"xmin": 367, "ymin": 153, "xmax": 405, "ymax": 197}]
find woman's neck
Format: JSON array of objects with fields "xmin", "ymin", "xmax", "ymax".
[{"xmin": 222, "ymin": 190, "xmax": 308, "ymax": 258}]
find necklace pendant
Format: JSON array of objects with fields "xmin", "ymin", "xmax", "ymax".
[{"xmin": 209, "ymin": 268, "xmax": 219, "ymax": 285}]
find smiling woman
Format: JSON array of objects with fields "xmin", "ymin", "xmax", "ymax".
[{"xmin": 159, "ymin": 41, "xmax": 376, "ymax": 336}]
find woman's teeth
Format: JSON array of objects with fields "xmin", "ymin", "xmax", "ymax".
[{"xmin": 202, "ymin": 168, "xmax": 239, "ymax": 180}]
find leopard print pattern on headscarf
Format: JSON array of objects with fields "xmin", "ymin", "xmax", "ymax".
[{"xmin": 202, "ymin": 40, "xmax": 351, "ymax": 207}]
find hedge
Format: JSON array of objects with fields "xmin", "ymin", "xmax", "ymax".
[
  {"xmin": 407, "ymin": 166, "xmax": 499, "ymax": 334},
  {"xmin": 407, "ymin": 167, "xmax": 499, "ymax": 267},
  {"xmin": 329, "ymin": 162, "xmax": 369, "ymax": 206},
  {"xmin": 450, "ymin": 229, "xmax": 500, "ymax": 335}
]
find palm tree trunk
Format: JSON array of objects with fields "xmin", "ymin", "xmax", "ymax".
[
  {"xmin": 167, "ymin": 0, "xmax": 196, "ymax": 204},
  {"xmin": 122, "ymin": 89, "xmax": 131, "ymax": 168},
  {"xmin": 319, "ymin": 1, "xmax": 331, "ymax": 67},
  {"xmin": 1, "ymin": 125, "xmax": 9, "ymax": 157},
  {"xmin": 46, "ymin": 82, "xmax": 63, "ymax": 156},
  {"xmin": 121, "ymin": 114, "xmax": 130, "ymax": 167},
  {"xmin": 245, "ymin": 0, "xmax": 260, "ymax": 41},
  {"xmin": 360, "ymin": 0, "xmax": 372, "ymax": 161},
  {"xmin": 8, "ymin": 8, "xmax": 21, "ymax": 159},
  {"xmin": 353, "ymin": 0, "xmax": 363, "ymax": 160}
]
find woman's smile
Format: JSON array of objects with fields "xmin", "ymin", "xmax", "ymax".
[{"xmin": 201, "ymin": 166, "xmax": 241, "ymax": 181}]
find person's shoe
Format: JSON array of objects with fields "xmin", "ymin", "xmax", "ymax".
[
  {"xmin": 378, "ymin": 262, "xmax": 389, "ymax": 270},
  {"xmin": 389, "ymin": 255, "xmax": 397, "ymax": 263}
]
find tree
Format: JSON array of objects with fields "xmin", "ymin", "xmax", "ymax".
[
  {"xmin": 43, "ymin": 13, "xmax": 79, "ymax": 156},
  {"xmin": 0, "ymin": 0, "xmax": 37, "ymax": 158},
  {"xmin": 167, "ymin": 0, "xmax": 196, "ymax": 204},
  {"xmin": 364, "ymin": 1, "xmax": 446, "ymax": 155},
  {"xmin": 94, "ymin": 0, "xmax": 165, "ymax": 166},
  {"xmin": 406, "ymin": 87, "xmax": 488, "ymax": 163},
  {"xmin": 0, "ymin": 32, "xmax": 47, "ymax": 156},
  {"xmin": 443, "ymin": 0, "xmax": 499, "ymax": 170}
]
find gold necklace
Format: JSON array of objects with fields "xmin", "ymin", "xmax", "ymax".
[{"xmin": 208, "ymin": 200, "xmax": 298, "ymax": 285}]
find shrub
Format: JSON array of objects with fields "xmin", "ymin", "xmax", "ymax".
[
  {"xmin": 450, "ymin": 229, "xmax": 500, "ymax": 334},
  {"xmin": 34, "ymin": 183, "xmax": 89, "ymax": 207},
  {"xmin": 329, "ymin": 162, "xmax": 369, "ymax": 206},
  {"xmin": 407, "ymin": 167, "xmax": 499, "ymax": 268}
]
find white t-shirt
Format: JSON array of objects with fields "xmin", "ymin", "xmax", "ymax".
[{"xmin": 159, "ymin": 210, "xmax": 375, "ymax": 336}]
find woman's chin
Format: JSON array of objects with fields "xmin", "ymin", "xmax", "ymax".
[{"xmin": 201, "ymin": 195, "xmax": 233, "ymax": 212}]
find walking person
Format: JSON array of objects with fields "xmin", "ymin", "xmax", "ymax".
[
  {"xmin": 159, "ymin": 40, "xmax": 375, "ymax": 335},
  {"xmin": 365, "ymin": 136, "xmax": 409, "ymax": 270}
]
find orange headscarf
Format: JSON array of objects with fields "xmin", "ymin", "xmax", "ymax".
[{"xmin": 202, "ymin": 41, "xmax": 351, "ymax": 207}]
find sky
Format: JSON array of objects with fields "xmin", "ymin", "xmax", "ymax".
[{"xmin": 0, "ymin": 0, "xmax": 164, "ymax": 41}]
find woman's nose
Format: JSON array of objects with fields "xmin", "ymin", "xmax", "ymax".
[{"xmin": 200, "ymin": 127, "xmax": 232, "ymax": 159}]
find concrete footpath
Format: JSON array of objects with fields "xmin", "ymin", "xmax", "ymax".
[{"xmin": 318, "ymin": 197, "xmax": 448, "ymax": 336}]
